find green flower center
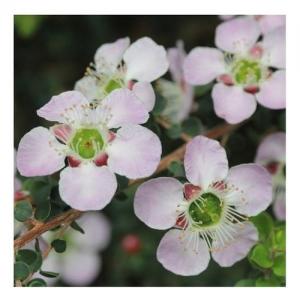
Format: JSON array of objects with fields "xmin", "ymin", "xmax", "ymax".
[
  {"xmin": 232, "ymin": 59, "xmax": 262, "ymax": 85},
  {"xmin": 188, "ymin": 192, "xmax": 223, "ymax": 228},
  {"xmin": 104, "ymin": 79, "xmax": 123, "ymax": 94},
  {"xmin": 70, "ymin": 128, "xmax": 104, "ymax": 159}
]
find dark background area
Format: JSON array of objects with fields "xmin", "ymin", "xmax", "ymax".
[{"xmin": 14, "ymin": 15, "xmax": 285, "ymax": 287}]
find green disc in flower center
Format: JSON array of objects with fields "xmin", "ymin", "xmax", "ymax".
[
  {"xmin": 104, "ymin": 79, "xmax": 123, "ymax": 94},
  {"xmin": 70, "ymin": 128, "xmax": 104, "ymax": 159},
  {"xmin": 188, "ymin": 192, "xmax": 223, "ymax": 227},
  {"xmin": 232, "ymin": 59, "xmax": 262, "ymax": 85}
]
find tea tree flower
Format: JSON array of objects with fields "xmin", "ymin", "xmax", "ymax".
[
  {"xmin": 134, "ymin": 135, "xmax": 272, "ymax": 276},
  {"xmin": 255, "ymin": 132, "xmax": 286, "ymax": 220},
  {"xmin": 38, "ymin": 212, "xmax": 111, "ymax": 286},
  {"xmin": 17, "ymin": 90, "xmax": 161, "ymax": 211},
  {"xmin": 184, "ymin": 17, "xmax": 286, "ymax": 124},
  {"xmin": 219, "ymin": 15, "xmax": 285, "ymax": 35},
  {"xmin": 157, "ymin": 41, "xmax": 194, "ymax": 123},
  {"xmin": 75, "ymin": 37, "xmax": 169, "ymax": 112}
]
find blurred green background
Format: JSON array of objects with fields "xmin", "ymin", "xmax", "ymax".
[{"xmin": 14, "ymin": 15, "xmax": 285, "ymax": 287}]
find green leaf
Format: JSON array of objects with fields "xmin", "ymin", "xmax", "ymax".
[
  {"xmin": 30, "ymin": 181, "xmax": 52, "ymax": 205},
  {"xmin": 27, "ymin": 278, "xmax": 47, "ymax": 287},
  {"xmin": 70, "ymin": 221, "xmax": 85, "ymax": 234},
  {"xmin": 251, "ymin": 212, "xmax": 274, "ymax": 241},
  {"xmin": 255, "ymin": 277, "xmax": 281, "ymax": 287},
  {"xmin": 182, "ymin": 117, "xmax": 202, "ymax": 137},
  {"xmin": 116, "ymin": 174, "xmax": 129, "ymax": 190},
  {"xmin": 40, "ymin": 270, "xmax": 59, "ymax": 278},
  {"xmin": 152, "ymin": 93, "xmax": 167, "ymax": 116},
  {"xmin": 249, "ymin": 244, "xmax": 273, "ymax": 268},
  {"xmin": 34, "ymin": 200, "xmax": 51, "ymax": 221},
  {"xmin": 14, "ymin": 200, "xmax": 33, "ymax": 222},
  {"xmin": 235, "ymin": 279, "xmax": 256, "ymax": 287},
  {"xmin": 194, "ymin": 82, "xmax": 213, "ymax": 97},
  {"xmin": 51, "ymin": 239, "xmax": 67, "ymax": 253},
  {"xmin": 14, "ymin": 262, "xmax": 30, "ymax": 281},
  {"xmin": 273, "ymin": 254, "xmax": 286, "ymax": 277},
  {"xmin": 166, "ymin": 123, "xmax": 182, "ymax": 139},
  {"xmin": 274, "ymin": 227, "xmax": 285, "ymax": 251},
  {"xmin": 168, "ymin": 161, "xmax": 185, "ymax": 177},
  {"xmin": 16, "ymin": 249, "xmax": 42, "ymax": 273}
]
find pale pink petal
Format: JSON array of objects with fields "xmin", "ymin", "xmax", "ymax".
[
  {"xmin": 212, "ymin": 83, "xmax": 257, "ymax": 124},
  {"xmin": 157, "ymin": 229, "xmax": 210, "ymax": 276},
  {"xmin": 256, "ymin": 70, "xmax": 286, "ymax": 109},
  {"xmin": 258, "ymin": 15, "xmax": 285, "ymax": 35},
  {"xmin": 14, "ymin": 178, "xmax": 22, "ymax": 192},
  {"xmin": 37, "ymin": 91, "xmax": 89, "ymax": 123},
  {"xmin": 132, "ymin": 82, "xmax": 155, "ymax": 112},
  {"xmin": 107, "ymin": 125, "xmax": 162, "ymax": 179},
  {"xmin": 184, "ymin": 136, "xmax": 228, "ymax": 189},
  {"xmin": 100, "ymin": 88, "xmax": 149, "ymax": 128},
  {"xmin": 134, "ymin": 177, "xmax": 184, "ymax": 230},
  {"xmin": 74, "ymin": 76, "xmax": 101, "ymax": 101},
  {"xmin": 261, "ymin": 26, "xmax": 285, "ymax": 69},
  {"xmin": 255, "ymin": 132, "xmax": 286, "ymax": 164},
  {"xmin": 183, "ymin": 47, "xmax": 225, "ymax": 85},
  {"xmin": 94, "ymin": 37, "xmax": 130, "ymax": 74},
  {"xmin": 59, "ymin": 164, "xmax": 117, "ymax": 211},
  {"xmin": 215, "ymin": 16, "xmax": 260, "ymax": 53},
  {"xmin": 17, "ymin": 127, "xmax": 66, "ymax": 177},
  {"xmin": 219, "ymin": 15, "xmax": 234, "ymax": 21},
  {"xmin": 61, "ymin": 250, "xmax": 101, "ymax": 286},
  {"xmin": 38, "ymin": 250, "xmax": 60, "ymax": 286},
  {"xmin": 212, "ymin": 222, "xmax": 258, "ymax": 267},
  {"xmin": 124, "ymin": 37, "xmax": 169, "ymax": 82},
  {"xmin": 273, "ymin": 192, "xmax": 286, "ymax": 221},
  {"xmin": 167, "ymin": 41, "xmax": 185, "ymax": 83},
  {"xmin": 72, "ymin": 212, "xmax": 111, "ymax": 251},
  {"xmin": 225, "ymin": 163, "xmax": 272, "ymax": 216}
]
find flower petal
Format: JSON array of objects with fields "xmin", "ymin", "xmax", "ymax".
[
  {"xmin": 183, "ymin": 47, "xmax": 225, "ymax": 85},
  {"xmin": 61, "ymin": 250, "xmax": 101, "ymax": 286},
  {"xmin": 273, "ymin": 192, "xmax": 286, "ymax": 221},
  {"xmin": 167, "ymin": 41, "xmax": 185, "ymax": 83},
  {"xmin": 74, "ymin": 76, "xmax": 101, "ymax": 101},
  {"xmin": 157, "ymin": 229, "xmax": 210, "ymax": 276},
  {"xmin": 107, "ymin": 124, "xmax": 162, "ymax": 179},
  {"xmin": 132, "ymin": 81, "xmax": 155, "ymax": 112},
  {"xmin": 258, "ymin": 15, "xmax": 285, "ymax": 35},
  {"xmin": 256, "ymin": 70, "xmax": 286, "ymax": 109},
  {"xmin": 37, "ymin": 91, "xmax": 89, "ymax": 123},
  {"xmin": 94, "ymin": 37, "xmax": 130, "ymax": 74},
  {"xmin": 225, "ymin": 163, "xmax": 272, "ymax": 216},
  {"xmin": 255, "ymin": 132, "xmax": 286, "ymax": 164},
  {"xmin": 184, "ymin": 135, "xmax": 228, "ymax": 189},
  {"xmin": 212, "ymin": 83, "xmax": 257, "ymax": 124},
  {"xmin": 261, "ymin": 26, "xmax": 285, "ymax": 68},
  {"xmin": 212, "ymin": 222, "xmax": 258, "ymax": 267},
  {"xmin": 134, "ymin": 177, "xmax": 184, "ymax": 230},
  {"xmin": 124, "ymin": 37, "xmax": 169, "ymax": 82},
  {"xmin": 215, "ymin": 16, "xmax": 260, "ymax": 53},
  {"xmin": 17, "ymin": 127, "xmax": 66, "ymax": 176},
  {"xmin": 100, "ymin": 88, "xmax": 149, "ymax": 128},
  {"xmin": 71, "ymin": 212, "xmax": 111, "ymax": 251},
  {"xmin": 59, "ymin": 164, "xmax": 117, "ymax": 211}
]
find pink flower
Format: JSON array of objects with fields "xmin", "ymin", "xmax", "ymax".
[
  {"xmin": 255, "ymin": 132, "xmax": 286, "ymax": 220},
  {"xmin": 134, "ymin": 136, "xmax": 272, "ymax": 276},
  {"xmin": 38, "ymin": 212, "xmax": 111, "ymax": 286},
  {"xmin": 75, "ymin": 37, "xmax": 169, "ymax": 112},
  {"xmin": 184, "ymin": 16, "xmax": 286, "ymax": 124},
  {"xmin": 219, "ymin": 15, "xmax": 285, "ymax": 35},
  {"xmin": 157, "ymin": 41, "xmax": 194, "ymax": 123},
  {"xmin": 16, "ymin": 90, "xmax": 162, "ymax": 211}
]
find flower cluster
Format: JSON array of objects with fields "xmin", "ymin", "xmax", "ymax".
[{"xmin": 134, "ymin": 136, "xmax": 272, "ymax": 275}]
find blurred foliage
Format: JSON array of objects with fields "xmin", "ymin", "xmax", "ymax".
[{"xmin": 14, "ymin": 15, "xmax": 285, "ymax": 287}]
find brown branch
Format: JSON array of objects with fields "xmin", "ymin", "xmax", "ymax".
[{"xmin": 14, "ymin": 122, "xmax": 239, "ymax": 251}]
